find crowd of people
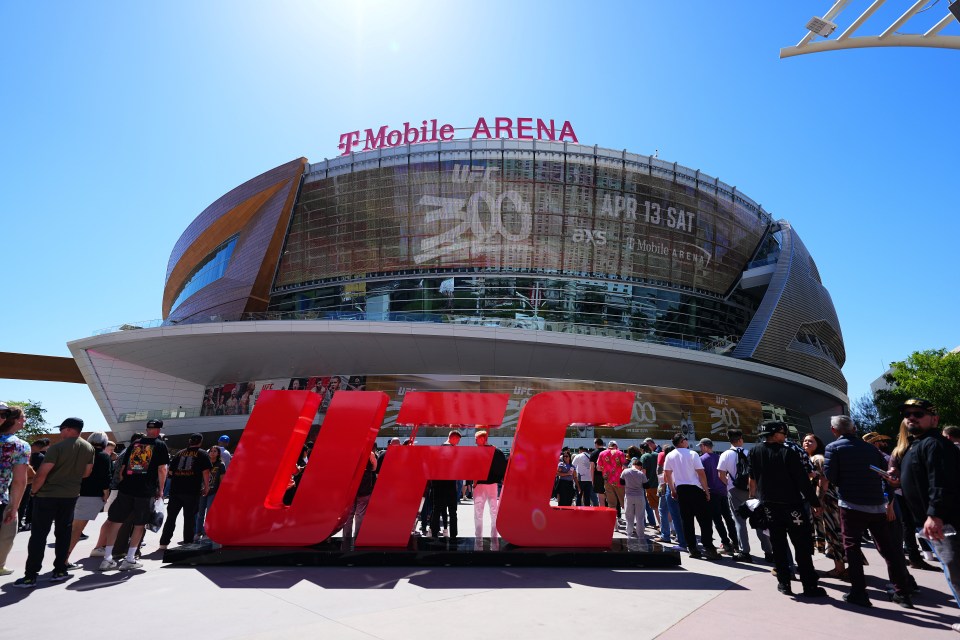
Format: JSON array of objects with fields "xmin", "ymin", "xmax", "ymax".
[
  {"xmin": 0, "ymin": 409, "xmax": 230, "ymax": 587},
  {"xmin": 1, "ymin": 397, "xmax": 958, "ymax": 632}
]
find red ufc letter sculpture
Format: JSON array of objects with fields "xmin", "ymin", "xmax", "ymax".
[
  {"xmin": 497, "ymin": 391, "xmax": 633, "ymax": 547},
  {"xmin": 355, "ymin": 392, "xmax": 508, "ymax": 547},
  {"xmin": 205, "ymin": 390, "xmax": 388, "ymax": 546}
]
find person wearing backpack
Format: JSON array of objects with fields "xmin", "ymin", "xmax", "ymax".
[
  {"xmin": 98, "ymin": 420, "xmax": 170, "ymax": 572},
  {"xmin": 717, "ymin": 428, "xmax": 771, "ymax": 562}
]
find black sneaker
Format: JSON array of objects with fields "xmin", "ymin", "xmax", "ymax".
[
  {"xmin": 909, "ymin": 557, "xmax": 939, "ymax": 571},
  {"xmin": 777, "ymin": 582, "xmax": 793, "ymax": 596},
  {"xmin": 703, "ymin": 548, "xmax": 722, "ymax": 560},
  {"xmin": 64, "ymin": 562, "xmax": 82, "ymax": 571},
  {"xmin": 887, "ymin": 580, "xmax": 921, "ymax": 595},
  {"xmin": 12, "ymin": 576, "xmax": 37, "ymax": 589},
  {"xmin": 843, "ymin": 592, "xmax": 873, "ymax": 608},
  {"xmin": 801, "ymin": 586, "xmax": 828, "ymax": 598},
  {"xmin": 49, "ymin": 570, "xmax": 70, "ymax": 583},
  {"xmin": 888, "ymin": 589, "xmax": 915, "ymax": 609},
  {"xmin": 734, "ymin": 552, "xmax": 753, "ymax": 562}
]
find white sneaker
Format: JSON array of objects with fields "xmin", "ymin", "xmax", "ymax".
[
  {"xmin": 0, "ymin": 566, "xmax": 13, "ymax": 576},
  {"xmin": 89, "ymin": 547, "xmax": 106, "ymax": 557},
  {"xmin": 119, "ymin": 558, "xmax": 143, "ymax": 571},
  {"xmin": 98, "ymin": 558, "xmax": 118, "ymax": 571}
]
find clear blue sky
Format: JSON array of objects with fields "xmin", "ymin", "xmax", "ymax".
[{"xmin": 1, "ymin": 1, "xmax": 958, "ymax": 433}]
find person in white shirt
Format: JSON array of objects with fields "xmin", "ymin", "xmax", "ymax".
[
  {"xmin": 216, "ymin": 435, "xmax": 233, "ymax": 469},
  {"xmin": 663, "ymin": 432, "xmax": 718, "ymax": 559},
  {"xmin": 717, "ymin": 428, "xmax": 771, "ymax": 562},
  {"xmin": 571, "ymin": 446, "xmax": 596, "ymax": 506}
]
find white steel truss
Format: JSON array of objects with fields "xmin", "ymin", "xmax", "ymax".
[{"xmin": 780, "ymin": 0, "xmax": 960, "ymax": 58}]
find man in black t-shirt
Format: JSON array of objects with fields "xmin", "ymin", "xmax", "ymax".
[
  {"xmin": 159, "ymin": 433, "xmax": 211, "ymax": 549},
  {"xmin": 430, "ymin": 430, "xmax": 461, "ymax": 539},
  {"xmin": 98, "ymin": 419, "xmax": 170, "ymax": 572},
  {"xmin": 749, "ymin": 420, "xmax": 824, "ymax": 598}
]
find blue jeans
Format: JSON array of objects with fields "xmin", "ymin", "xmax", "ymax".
[
  {"xmin": 195, "ymin": 490, "xmax": 218, "ymax": 538},
  {"xmin": 658, "ymin": 489, "xmax": 686, "ymax": 548},
  {"xmin": 644, "ymin": 494, "xmax": 657, "ymax": 528},
  {"xmin": 925, "ymin": 531, "xmax": 960, "ymax": 608}
]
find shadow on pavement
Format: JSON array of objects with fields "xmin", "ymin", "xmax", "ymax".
[{"xmin": 188, "ymin": 565, "xmax": 749, "ymax": 591}]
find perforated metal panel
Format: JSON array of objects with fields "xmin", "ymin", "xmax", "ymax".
[{"xmin": 732, "ymin": 223, "xmax": 846, "ymax": 393}]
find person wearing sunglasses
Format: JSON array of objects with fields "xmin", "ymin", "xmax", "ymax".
[{"xmin": 899, "ymin": 398, "xmax": 960, "ymax": 633}]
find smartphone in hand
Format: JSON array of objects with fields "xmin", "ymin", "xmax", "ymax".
[{"xmin": 869, "ymin": 464, "xmax": 894, "ymax": 481}]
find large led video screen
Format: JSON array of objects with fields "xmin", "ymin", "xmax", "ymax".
[
  {"xmin": 275, "ymin": 152, "xmax": 769, "ymax": 297},
  {"xmin": 205, "ymin": 374, "xmax": 763, "ymax": 442}
]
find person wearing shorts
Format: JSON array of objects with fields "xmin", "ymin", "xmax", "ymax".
[
  {"xmin": 107, "ymin": 492, "xmax": 153, "ymax": 526},
  {"xmin": 65, "ymin": 432, "xmax": 112, "ymax": 565},
  {"xmin": 98, "ymin": 420, "xmax": 169, "ymax": 572}
]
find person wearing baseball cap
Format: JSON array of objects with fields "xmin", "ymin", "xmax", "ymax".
[
  {"xmin": 216, "ymin": 435, "xmax": 232, "ymax": 469},
  {"xmin": 748, "ymin": 420, "xmax": 825, "ymax": 598},
  {"xmin": 899, "ymin": 397, "xmax": 960, "ymax": 631},
  {"xmin": 14, "ymin": 418, "xmax": 95, "ymax": 587},
  {"xmin": 698, "ymin": 437, "xmax": 738, "ymax": 556},
  {"xmin": 597, "ymin": 440, "xmax": 626, "ymax": 526},
  {"xmin": 97, "ymin": 418, "xmax": 170, "ymax": 572}
]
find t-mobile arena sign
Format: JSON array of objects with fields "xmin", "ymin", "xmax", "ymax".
[{"xmin": 337, "ymin": 117, "xmax": 579, "ymax": 156}]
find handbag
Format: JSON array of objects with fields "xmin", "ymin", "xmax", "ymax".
[
  {"xmin": 736, "ymin": 499, "xmax": 770, "ymax": 530},
  {"xmin": 146, "ymin": 497, "xmax": 165, "ymax": 533}
]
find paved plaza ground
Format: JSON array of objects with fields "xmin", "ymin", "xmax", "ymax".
[{"xmin": 2, "ymin": 502, "xmax": 958, "ymax": 639}]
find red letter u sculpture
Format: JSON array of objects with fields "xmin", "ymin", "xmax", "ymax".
[
  {"xmin": 205, "ymin": 390, "xmax": 388, "ymax": 546},
  {"xmin": 497, "ymin": 391, "xmax": 634, "ymax": 547}
]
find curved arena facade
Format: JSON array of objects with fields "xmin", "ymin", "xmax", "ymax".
[{"xmin": 69, "ymin": 139, "xmax": 847, "ymax": 448}]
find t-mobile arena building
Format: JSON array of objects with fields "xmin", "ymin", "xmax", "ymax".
[{"xmin": 68, "ymin": 116, "xmax": 847, "ymax": 448}]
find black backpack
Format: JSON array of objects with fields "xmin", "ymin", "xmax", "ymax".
[{"xmin": 733, "ymin": 448, "xmax": 750, "ymax": 491}]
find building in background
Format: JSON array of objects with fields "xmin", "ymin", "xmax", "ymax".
[{"xmin": 68, "ymin": 136, "xmax": 847, "ymax": 448}]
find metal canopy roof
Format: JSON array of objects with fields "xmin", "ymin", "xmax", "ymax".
[{"xmin": 69, "ymin": 321, "xmax": 848, "ymax": 418}]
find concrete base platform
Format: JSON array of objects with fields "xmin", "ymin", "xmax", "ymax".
[{"xmin": 163, "ymin": 536, "xmax": 682, "ymax": 568}]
